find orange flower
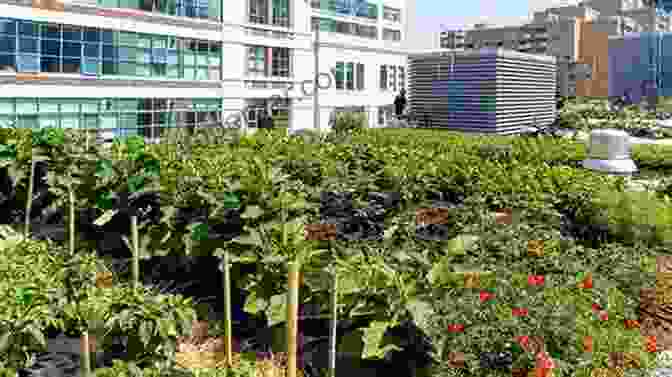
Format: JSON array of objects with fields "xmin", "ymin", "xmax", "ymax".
[
  {"xmin": 583, "ymin": 336, "xmax": 593, "ymax": 353},
  {"xmin": 623, "ymin": 319, "xmax": 640, "ymax": 329},
  {"xmin": 645, "ymin": 336, "xmax": 657, "ymax": 353}
]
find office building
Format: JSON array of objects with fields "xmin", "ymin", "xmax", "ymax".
[
  {"xmin": 0, "ymin": 0, "xmax": 409, "ymax": 138},
  {"xmin": 438, "ymin": 1, "xmax": 664, "ymax": 97}
]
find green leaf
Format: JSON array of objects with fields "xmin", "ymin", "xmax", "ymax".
[
  {"xmin": 361, "ymin": 321, "xmax": 400, "ymax": 359},
  {"xmin": 243, "ymin": 291, "xmax": 267, "ymax": 315},
  {"xmin": 240, "ymin": 205, "xmax": 264, "ymax": 219},
  {"xmin": 444, "ymin": 234, "xmax": 480, "ymax": 256},
  {"xmin": 232, "ymin": 230, "xmax": 263, "ymax": 247},
  {"xmin": 427, "ymin": 257, "xmax": 452, "ymax": 287},
  {"xmin": 190, "ymin": 222, "xmax": 209, "ymax": 241},
  {"xmin": 127, "ymin": 175, "xmax": 145, "ymax": 192},
  {"xmin": 0, "ymin": 144, "xmax": 17, "ymax": 160},
  {"xmin": 23, "ymin": 324, "xmax": 46, "ymax": 348},
  {"xmin": 406, "ymin": 299, "xmax": 434, "ymax": 332},
  {"xmin": 96, "ymin": 191, "xmax": 116, "ymax": 211},
  {"xmin": 223, "ymin": 192, "xmax": 240, "ymax": 209},
  {"xmin": 94, "ymin": 209, "xmax": 118, "ymax": 227},
  {"xmin": 15, "ymin": 287, "xmax": 33, "ymax": 306},
  {"xmin": 143, "ymin": 158, "xmax": 160, "ymax": 177},
  {"xmin": 0, "ymin": 332, "xmax": 11, "ymax": 353},
  {"xmin": 138, "ymin": 321, "xmax": 153, "ymax": 346},
  {"xmin": 266, "ymin": 294, "xmax": 287, "ymax": 327},
  {"xmin": 95, "ymin": 159, "xmax": 114, "ymax": 178}
]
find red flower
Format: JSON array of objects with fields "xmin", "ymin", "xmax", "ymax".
[
  {"xmin": 512, "ymin": 308, "xmax": 529, "ymax": 317},
  {"xmin": 528, "ymin": 275, "xmax": 545, "ymax": 286},
  {"xmin": 515, "ymin": 335, "xmax": 530, "ymax": 348},
  {"xmin": 447, "ymin": 324, "xmax": 465, "ymax": 333},
  {"xmin": 592, "ymin": 303, "xmax": 602, "ymax": 312},
  {"xmin": 535, "ymin": 352, "xmax": 556, "ymax": 370},
  {"xmin": 598, "ymin": 311, "xmax": 608, "ymax": 321},
  {"xmin": 582, "ymin": 276, "xmax": 593, "ymax": 289},
  {"xmin": 479, "ymin": 291, "xmax": 495, "ymax": 302}
]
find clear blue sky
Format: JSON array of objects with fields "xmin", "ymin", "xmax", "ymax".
[{"xmin": 409, "ymin": 0, "xmax": 574, "ymax": 47}]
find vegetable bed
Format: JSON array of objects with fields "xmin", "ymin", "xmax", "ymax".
[{"xmin": 0, "ymin": 125, "xmax": 671, "ymax": 377}]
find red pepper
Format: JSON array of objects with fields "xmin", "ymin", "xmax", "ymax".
[
  {"xmin": 479, "ymin": 291, "xmax": 495, "ymax": 302},
  {"xmin": 447, "ymin": 324, "xmax": 465, "ymax": 333},
  {"xmin": 512, "ymin": 308, "xmax": 529, "ymax": 317},
  {"xmin": 527, "ymin": 275, "xmax": 545, "ymax": 286}
]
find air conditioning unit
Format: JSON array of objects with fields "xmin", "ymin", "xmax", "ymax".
[{"xmin": 582, "ymin": 129, "xmax": 638, "ymax": 174}]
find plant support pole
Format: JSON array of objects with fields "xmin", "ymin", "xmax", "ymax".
[
  {"xmin": 69, "ymin": 187, "xmax": 75, "ymax": 255},
  {"xmin": 287, "ymin": 262, "xmax": 300, "ymax": 377},
  {"xmin": 24, "ymin": 159, "xmax": 36, "ymax": 238},
  {"xmin": 131, "ymin": 215, "xmax": 139, "ymax": 289},
  {"xmin": 314, "ymin": 25, "xmax": 320, "ymax": 132},
  {"xmin": 328, "ymin": 269, "xmax": 337, "ymax": 377},
  {"xmin": 223, "ymin": 250, "xmax": 233, "ymax": 367},
  {"xmin": 80, "ymin": 331, "xmax": 92, "ymax": 377}
]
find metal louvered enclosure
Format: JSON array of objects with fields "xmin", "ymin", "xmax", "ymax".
[{"xmin": 408, "ymin": 48, "xmax": 557, "ymax": 134}]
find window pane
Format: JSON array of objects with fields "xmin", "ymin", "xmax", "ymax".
[
  {"xmin": 0, "ymin": 54, "xmax": 15, "ymax": 71},
  {"xmin": 0, "ymin": 19, "xmax": 16, "ymax": 35},
  {"xmin": 83, "ymin": 43, "xmax": 99, "ymax": 58},
  {"xmin": 41, "ymin": 38, "xmax": 59, "ymax": 56},
  {"xmin": 335, "ymin": 62, "xmax": 344, "ymax": 89},
  {"xmin": 63, "ymin": 42, "xmax": 82, "ymax": 58},
  {"xmin": 62, "ymin": 26, "xmax": 82, "ymax": 41},
  {"xmin": 0, "ymin": 100, "xmax": 14, "ymax": 114},
  {"xmin": 62, "ymin": 58, "xmax": 81, "ymax": 73},
  {"xmin": 102, "ymin": 30, "xmax": 114, "ymax": 44},
  {"xmin": 40, "ymin": 24, "xmax": 60, "ymax": 39},
  {"xmin": 16, "ymin": 99, "xmax": 38, "ymax": 114},
  {"xmin": 19, "ymin": 38, "xmax": 39, "ymax": 54},
  {"xmin": 102, "ymin": 45, "xmax": 116, "ymax": 61},
  {"xmin": 41, "ymin": 56, "xmax": 60, "ymax": 72},
  {"xmin": 19, "ymin": 21, "xmax": 38, "ymax": 37},
  {"xmin": 102, "ymin": 61, "xmax": 118, "ymax": 75},
  {"xmin": 0, "ymin": 36, "xmax": 15, "ymax": 53}
]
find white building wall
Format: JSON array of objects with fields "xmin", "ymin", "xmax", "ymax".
[{"xmin": 0, "ymin": 0, "xmax": 411, "ymax": 132}]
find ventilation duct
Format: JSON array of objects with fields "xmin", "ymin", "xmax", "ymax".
[{"xmin": 408, "ymin": 48, "xmax": 557, "ymax": 134}]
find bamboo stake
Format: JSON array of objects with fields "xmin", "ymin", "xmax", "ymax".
[
  {"xmin": 69, "ymin": 186, "xmax": 75, "ymax": 255},
  {"xmin": 80, "ymin": 331, "xmax": 92, "ymax": 377},
  {"xmin": 328, "ymin": 268, "xmax": 337, "ymax": 377},
  {"xmin": 287, "ymin": 262, "xmax": 300, "ymax": 377},
  {"xmin": 131, "ymin": 215, "xmax": 139, "ymax": 289},
  {"xmin": 223, "ymin": 249, "xmax": 233, "ymax": 367},
  {"xmin": 24, "ymin": 159, "xmax": 36, "ymax": 238}
]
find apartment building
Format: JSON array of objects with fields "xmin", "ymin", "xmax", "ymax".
[
  {"xmin": 437, "ymin": 3, "xmax": 649, "ymax": 97},
  {"xmin": 0, "ymin": 0, "xmax": 409, "ymax": 137}
]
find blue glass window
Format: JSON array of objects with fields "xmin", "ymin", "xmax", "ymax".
[
  {"xmin": 41, "ymin": 24, "xmax": 60, "ymax": 40},
  {"xmin": 0, "ymin": 19, "xmax": 16, "ymax": 35},
  {"xmin": 41, "ymin": 38, "xmax": 60, "ymax": 56},
  {"xmin": 62, "ymin": 26, "xmax": 82, "ymax": 42},
  {"xmin": 19, "ymin": 21, "xmax": 38, "ymax": 37},
  {"xmin": 62, "ymin": 41, "xmax": 81, "ymax": 58},
  {"xmin": 84, "ymin": 28, "xmax": 99, "ymax": 43},
  {"xmin": 0, "ymin": 35, "xmax": 15, "ymax": 53},
  {"xmin": 83, "ymin": 43, "xmax": 99, "ymax": 58},
  {"xmin": 19, "ymin": 37, "xmax": 39, "ymax": 54},
  {"xmin": 102, "ymin": 30, "xmax": 114, "ymax": 44},
  {"xmin": 102, "ymin": 45, "xmax": 116, "ymax": 61}
]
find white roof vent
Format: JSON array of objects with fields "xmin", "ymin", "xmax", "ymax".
[{"xmin": 582, "ymin": 129, "xmax": 638, "ymax": 174}]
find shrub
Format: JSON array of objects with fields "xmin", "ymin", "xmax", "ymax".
[{"xmin": 334, "ymin": 112, "xmax": 367, "ymax": 134}]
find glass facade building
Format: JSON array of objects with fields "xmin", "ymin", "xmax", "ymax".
[
  {"xmin": 0, "ymin": 18, "xmax": 221, "ymax": 80},
  {"xmin": 0, "ymin": 97, "xmax": 222, "ymax": 137}
]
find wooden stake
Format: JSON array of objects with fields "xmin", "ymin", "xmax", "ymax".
[
  {"xmin": 223, "ymin": 249, "xmax": 233, "ymax": 366},
  {"xmin": 24, "ymin": 159, "xmax": 36, "ymax": 238},
  {"xmin": 80, "ymin": 332, "xmax": 92, "ymax": 377},
  {"xmin": 131, "ymin": 215, "xmax": 139, "ymax": 289},
  {"xmin": 328, "ymin": 268, "xmax": 337, "ymax": 377},
  {"xmin": 287, "ymin": 262, "xmax": 300, "ymax": 377}
]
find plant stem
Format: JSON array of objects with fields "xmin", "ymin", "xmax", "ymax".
[
  {"xmin": 223, "ymin": 249, "xmax": 233, "ymax": 367},
  {"xmin": 286, "ymin": 262, "xmax": 300, "ymax": 377},
  {"xmin": 131, "ymin": 215, "xmax": 139, "ymax": 289},
  {"xmin": 24, "ymin": 159, "xmax": 35, "ymax": 238}
]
